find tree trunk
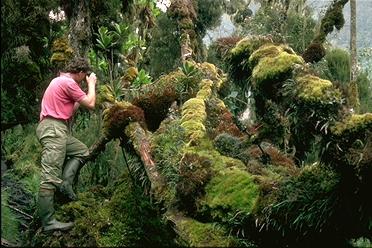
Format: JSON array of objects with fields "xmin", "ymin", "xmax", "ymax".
[
  {"xmin": 302, "ymin": 0, "xmax": 349, "ymax": 63},
  {"xmin": 349, "ymin": 0, "xmax": 360, "ymax": 112},
  {"xmin": 124, "ymin": 122, "xmax": 166, "ymax": 196},
  {"xmin": 68, "ymin": 0, "xmax": 92, "ymax": 57}
]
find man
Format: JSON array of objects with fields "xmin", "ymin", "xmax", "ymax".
[{"xmin": 36, "ymin": 57, "xmax": 97, "ymax": 232}]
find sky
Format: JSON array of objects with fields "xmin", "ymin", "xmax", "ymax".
[{"xmin": 203, "ymin": 0, "xmax": 372, "ymax": 50}]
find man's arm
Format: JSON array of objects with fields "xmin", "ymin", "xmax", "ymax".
[
  {"xmin": 79, "ymin": 72, "xmax": 97, "ymax": 109},
  {"xmin": 73, "ymin": 102, "xmax": 80, "ymax": 114}
]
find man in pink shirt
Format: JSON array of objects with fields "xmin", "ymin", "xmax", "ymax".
[{"xmin": 36, "ymin": 57, "xmax": 97, "ymax": 232}]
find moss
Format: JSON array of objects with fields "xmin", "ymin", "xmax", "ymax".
[
  {"xmin": 180, "ymin": 120, "xmax": 206, "ymax": 141},
  {"xmin": 196, "ymin": 79, "xmax": 213, "ymax": 99},
  {"xmin": 152, "ymin": 119, "xmax": 186, "ymax": 196},
  {"xmin": 102, "ymin": 101, "xmax": 146, "ymax": 138},
  {"xmin": 198, "ymin": 62, "xmax": 226, "ymax": 89},
  {"xmin": 302, "ymin": 42, "xmax": 326, "ymax": 63},
  {"xmin": 249, "ymin": 44, "xmax": 292, "ymax": 69},
  {"xmin": 36, "ymin": 179, "xmax": 176, "ymax": 247},
  {"xmin": 177, "ymin": 218, "xmax": 237, "ymax": 247},
  {"xmin": 176, "ymin": 152, "xmax": 214, "ymax": 213},
  {"xmin": 323, "ymin": 114, "xmax": 372, "ymax": 170},
  {"xmin": 97, "ymin": 84, "xmax": 116, "ymax": 106},
  {"xmin": 252, "ymin": 51, "xmax": 304, "ymax": 89},
  {"xmin": 180, "ymin": 78, "xmax": 215, "ymax": 143},
  {"xmin": 227, "ymin": 36, "xmax": 273, "ymax": 86},
  {"xmin": 181, "ymin": 98, "xmax": 206, "ymax": 123},
  {"xmin": 330, "ymin": 113, "xmax": 372, "ymax": 136},
  {"xmin": 205, "ymin": 97, "xmax": 244, "ymax": 139},
  {"xmin": 1, "ymin": 191, "xmax": 20, "ymax": 244},
  {"xmin": 230, "ymin": 36, "xmax": 273, "ymax": 59},
  {"xmin": 296, "ymin": 74, "xmax": 342, "ymax": 103},
  {"xmin": 200, "ymin": 167, "xmax": 259, "ymax": 221},
  {"xmin": 128, "ymin": 69, "xmax": 200, "ymax": 131},
  {"xmin": 50, "ymin": 37, "xmax": 74, "ymax": 69},
  {"xmin": 256, "ymin": 164, "xmax": 340, "ymax": 240}
]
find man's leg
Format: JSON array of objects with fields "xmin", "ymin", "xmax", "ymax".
[
  {"xmin": 60, "ymin": 136, "xmax": 89, "ymax": 201},
  {"xmin": 38, "ymin": 187, "xmax": 73, "ymax": 232},
  {"xmin": 36, "ymin": 119, "xmax": 73, "ymax": 231}
]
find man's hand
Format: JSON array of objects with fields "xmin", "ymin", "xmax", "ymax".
[
  {"xmin": 86, "ymin": 72, "xmax": 97, "ymax": 86},
  {"xmin": 80, "ymin": 72, "xmax": 97, "ymax": 109}
]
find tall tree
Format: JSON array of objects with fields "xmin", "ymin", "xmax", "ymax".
[
  {"xmin": 61, "ymin": 0, "xmax": 92, "ymax": 57},
  {"xmin": 349, "ymin": 0, "xmax": 360, "ymax": 112}
]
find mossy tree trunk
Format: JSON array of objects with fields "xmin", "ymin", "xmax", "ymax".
[
  {"xmin": 349, "ymin": 0, "xmax": 360, "ymax": 112},
  {"xmin": 62, "ymin": 0, "xmax": 92, "ymax": 57},
  {"xmin": 302, "ymin": 0, "xmax": 349, "ymax": 63}
]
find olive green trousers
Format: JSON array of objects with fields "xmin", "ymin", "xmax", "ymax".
[{"xmin": 36, "ymin": 118, "xmax": 89, "ymax": 190}]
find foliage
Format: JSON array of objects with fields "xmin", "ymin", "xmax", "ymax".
[
  {"xmin": 357, "ymin": 72, "xmax": 372, "ymax": 113},
  {"xmin": 1, "ymin": 123, "xmax": 41, "ymax": 245},
  {"xmin": 152, "ymin": 119, "xmax": 186, "ymax": 191},
  {"xmin": 195, "ymin": 0, "xmax": 225, "ymax": 37},
  {"xmin": 238, "ymin": 4, "xmax": 316, "ymax": 54},
  {"xmin": 177, "ymin": 218, "xmax": 237, "ymax": 247},
  {"xmin": 132, "ymin": 69, "xmax": 152, "ymax": 88},
  {"xmin": 1, "ymin": 191, "xmax": 20, "ymax": 244},
  {"xmin": 323, "ymin": 48, "xmax": 351, "ymax": 86},
  {"xmin": 144, "ymin": 13, "xmax": 181, "ymax": 77},
  {"xmin": 258, "ymin": 164, "xmax": 340, "ymax": 247},
  {"xmin": 1, "ymin": 0, "xmax": 60, "ymax": 127},
  {"xmin": 31, "ymin": 180, "xmax": 176, "ymax": 247}
]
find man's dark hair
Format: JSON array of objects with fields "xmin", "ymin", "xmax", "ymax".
[{"xmin": 64, "ymin": 57, "xmax": 92, "ymax": 73}]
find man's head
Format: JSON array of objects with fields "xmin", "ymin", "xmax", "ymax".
[
  {"xmin": 65, "ymin": 57, "xmax": 92, "ymax": 74},
  {"xmin": 64, "ymin": 57, "xmax": 92, "ymax": 83}
]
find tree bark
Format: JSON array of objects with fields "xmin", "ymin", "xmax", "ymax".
[
  {"xmin": 68, "ymin": 0, "xmax": 92, "ymax": 57},
  {"xmin": 349, "ymin": 0, "xmax": 360, "ymax": 112},
  {"xmin": 124, "ymin": 122, "xmax": 166, "ymax": 196}
]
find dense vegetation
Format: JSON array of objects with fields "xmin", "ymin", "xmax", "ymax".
[{"xmin": 1, "ymin": 0, "xmax": 371, "ymax": 247}]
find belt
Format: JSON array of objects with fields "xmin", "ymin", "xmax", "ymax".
[{"xmin": 43, "ymin": 116, "xmax": 68, "ymax": 124}]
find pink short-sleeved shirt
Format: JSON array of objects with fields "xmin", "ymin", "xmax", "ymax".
[{"xmin": 40, "ymin": 74, "xmax": 86, "ymax": 121}]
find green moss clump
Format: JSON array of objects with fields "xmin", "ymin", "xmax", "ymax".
[
  {"xmin": 35, "ymin": 180, "xmax": 176, "ymax": 247},
  {"xmin": 249, "ymin": 44, "xmax": 292, "ymax": 69},
  {"xmin": 196, "ymin": 79, "xmax": 213, "ymax": 99},
  {"xmin": 180, "ymin": 77, "xmax": 216, "ymax": 143},
  {"xmin": 50, "ymin": 37, "xmax": 74, "ymax": 69},
  {"xmin": 252, "ymin": 51, "xmax": 304, "ymax": 89},
  {"xmin": 177, "ymin": 218, "xmax": 237, "ymax": 247},
  {"xmin": 296, "ymin": 75, "xmax": 342, "ymax": 103},
  {"xmin": 330, "ymin": 113, "xmax": 372, "ymax": 136},
  {"xmin": 227, "ymin": 36, "xmax": 273, "ymax": 86},
  {"xmin": 200, "ymin": 167, "xmax": 259, "ymax": 221},
  {"xmin": 198, "ymin": 62, "xmax": 225, "ymax": 86},
  {"xmin": 323, "ymin": 114, "xmax": 372, "ymax": 170}
]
